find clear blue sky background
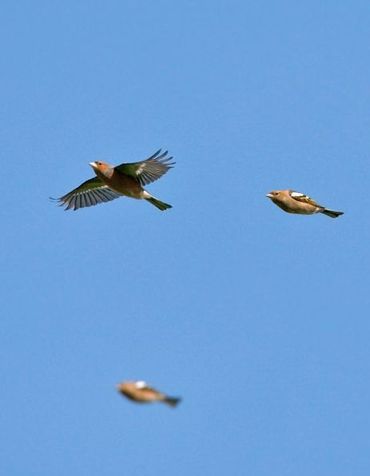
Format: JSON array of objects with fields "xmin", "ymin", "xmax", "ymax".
[{"xmin": 2, "ymin": 1, "xmax": 370, "ymax": 474}]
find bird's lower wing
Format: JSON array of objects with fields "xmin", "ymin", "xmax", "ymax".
[
  {"xmin": 51, "ymin": 177, "xmax": 122, "ymax": 211},
  {"xmin": 115, "ymin": 149, "xmax": 175, "ymax": 186}
]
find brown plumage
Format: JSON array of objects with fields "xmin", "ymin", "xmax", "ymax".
[
  {"xmin": 116, "ymin": 380, "xmax": 181, "ymax": 407},
  {"xmin": 52, "ymin": 149, "xmax": 174, "ymax": 211},
  {"xmin": 266, "ymin": 190, "xmax": 343, "ymax": 218}
]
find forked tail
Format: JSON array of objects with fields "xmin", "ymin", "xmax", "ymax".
[
  {"xmin": 146, "ymin": 196, "xmax": 172, "ymax": 211},
  {"xmin": 322, "ymin": 208, "xmax": 344, "ymax": 218},
  {"xmin": 163, "ymin": 396, "xmax": 181, "ymax": 407}
]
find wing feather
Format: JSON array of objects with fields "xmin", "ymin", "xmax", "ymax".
[
  {"xmin": 116, "ymin": 149, "xmax": 175, "ymax": 186},
  {"xmin": 51, "ymin": 177, "xmax": 121, "ymax": 211},
  {"xmin": 289, "ymin": 191, "xmax": 322, "ymax": 208}
]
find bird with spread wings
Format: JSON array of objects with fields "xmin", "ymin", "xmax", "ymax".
[{"xmin": 52, "ymin": 149, "xmax": 175, "ymax": 211}]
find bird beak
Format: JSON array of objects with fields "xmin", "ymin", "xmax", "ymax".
[
  {"xmin": 89, "ymin": 162, "xmax": 97, "ymax": 169},
  {"xmin": 266, "ymin": 193, "xmax": 273, "ymax": 199}
]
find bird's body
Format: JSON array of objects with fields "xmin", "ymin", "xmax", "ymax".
[
  {"xmin": 117, "ymin": 380, "xmax": 181, "ymax": 407},
  {"xmin": 92, "ymin": 164, "xmax": 144, "ymax": 198},
  {"xmin": 266, "ymin": 190, "xmax": 343, "ymax": 218},
  {"xmin": 52, "ymin": 149, "xmax": 174, "ymax": 211}
]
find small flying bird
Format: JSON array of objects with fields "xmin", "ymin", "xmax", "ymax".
[
  {"xmin": 266, "ymin": 190, "xmax": 343, "ymax": 218},
  {"xmin": 52, "ymin": 149, "xmax": 175, "ymax": 211},
  {"xmin": 116, "ymin": 380, "xmax": 181, "ymax": 407}
]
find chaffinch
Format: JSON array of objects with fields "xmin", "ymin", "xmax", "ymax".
[
  {"xmin": 116, "ymin": 380, "xmax": 181, "ymax": 407},
  {"xmin": 266, "ymin": 190, "xmax": 343, "ymax": 218},
  {"xmin": 52, "ymin": 149, "xmax": 174, "ymax": 211}
]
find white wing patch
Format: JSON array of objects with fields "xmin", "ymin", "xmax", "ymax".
[
  {"xmin": 135, "ymin": 164, "xmax": 146, "ymax": 175},
  {"xmin": 135, "ymin": 381, "xmax": 147, "ymax": 389},
  {"xmin": 290, "ymin": 191, "xmax": 306, "ymax": 198}
]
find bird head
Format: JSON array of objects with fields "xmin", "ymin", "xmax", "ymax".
[
  {"xmin": 89, "ymin": 161, "xmax": 111, "ymax": 172},
  {"xmin": 266, "ymin": 190, "xmax": 281, "ymax": 200},
  {"xmin": 89, "ymin": 161, "xmax": 114, "ymax": 178}
]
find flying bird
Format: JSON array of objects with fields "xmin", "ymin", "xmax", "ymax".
[
  {"xmin": 266, "ymin": 190, "xmax": 343, "ymax": 218},
  {"xmin": 52, "ymin": 149, "xmax": 174, "ymax": 211},
  {"xmin": 116, "ymin": 380, "xmax": 181, "ymax": 407}
]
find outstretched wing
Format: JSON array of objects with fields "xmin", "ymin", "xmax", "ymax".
[
  {"xmin": 51, "ymin": 177, "xmax": 122, "ymax": 211},
  {"xmin": 115, "ymin": 149, "xmax": 175, "ymax": 186},
  {"xmin": 289, "ymin": 191, "xmax": 323, "ymax": 208}
]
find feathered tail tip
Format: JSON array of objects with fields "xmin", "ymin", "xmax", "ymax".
[
  {"xmin": 322, "ymin": 209, "xmax": 344, "ymax": 218},
  {"xmin": 146, "ymin": 197, "xmax": 172, "ymax": 211},
  {"xmin": 164, "ymin": 396, "xmax": 181, "ymax": 407}
]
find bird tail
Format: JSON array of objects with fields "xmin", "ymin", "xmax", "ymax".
[
  {"xmin": 322, "ymin": 208, "xmax": 344, "ymax": 218},
  {"xmin": 163, "ymin": 396, "xmax": 181, "ymax": 407},
  {"xmin": 146, "ymin": 196, "xmax": 172, "ymax": 211}
]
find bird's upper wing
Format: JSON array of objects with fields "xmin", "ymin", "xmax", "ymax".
[
  {"xmin": 51, "ymin": 177, "xmax": 122, "ymax": 211},
  {"xmin": 135, "ymin": 381, "xmax": 158, "ymax": 394},
  {"xmin": 115, "ymin": 149, "xmax": 175, "ymax": 186},
  {"xmin": 135, "ymin": 381, "xmax": 153, "ymax": 390},
  {"xmin": 289, "ymin": 191, "xmax": 322, "ymax": 208}
]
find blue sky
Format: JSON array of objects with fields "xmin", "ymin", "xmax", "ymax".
[{"xmin": 2, "ymin": 1, "xmax": 370, "ymax": 474}]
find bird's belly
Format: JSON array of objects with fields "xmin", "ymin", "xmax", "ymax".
[
  {"xmin": 277, "ymin": 202, "xmax": 316, "ymax": 215},
  {"xmin": 102, "ymin": 174, "xmax": 143, "ymax": 199}
]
